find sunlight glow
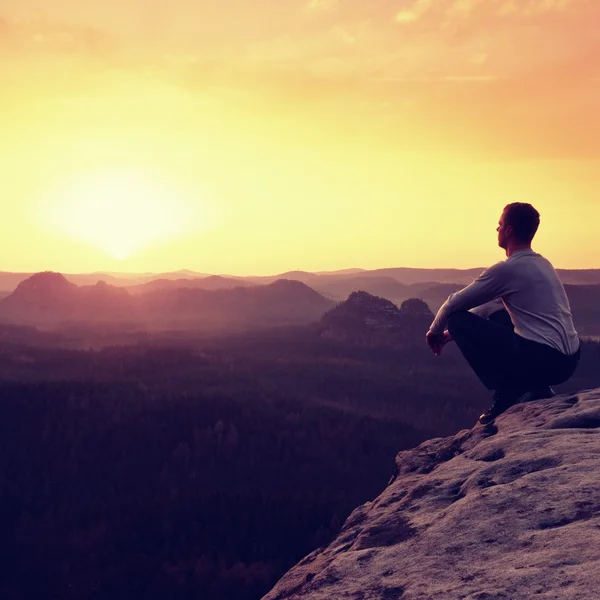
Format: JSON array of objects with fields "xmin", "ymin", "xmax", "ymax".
[{"xmin": 38, "ymin": 171, "xmax": 211, "ymax": 260}]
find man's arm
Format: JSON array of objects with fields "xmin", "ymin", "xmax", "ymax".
[
  {"xmin": 429, "ymin": 262, "xmax": 509, "ymax": 334},
  {"xmin": 470, "ymin": 298, "xmax": 505, "ymax": 319}
]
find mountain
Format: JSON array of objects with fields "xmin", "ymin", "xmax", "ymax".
[
  {"xmin": 312, "ymin": 276, "xmax": 410, "ymax": 304},
  {"xmin": 0, "ymin": 272, "xmax": 79, "ymax": 322},
  {"xmin": 126, "ymin": 275, "xmax": 251, "ymax": 295},
  {"xmin": 78, "ymin": 281, "xmax": 137, "ymax": 320},
  {"xmin": 139, "ymin": 279, "xmax": 335, "ymax": 330},
  {"xmin": 263, "ymin": 388, "xmax": 600, "ymax": 600},
  {"xmin": 314, "ymin": 268, "xmax": 367, "ymax": 275},
  {"xmin": 360, "ymin": 267, "xmax": 485, "ymax": 285},
  {"xmin": 63, "ymin": 274, "xmax": 140, "ymax": 287},
  {"xmin": 319, "ymin": 291, "xmax": 433, "ymax": 346},
  {"xmin": 0, "ymin": 273, "xmax": 137, "ymax": 324},
  {"xmin": 0, "ymin": 272, "xmax": 140, "ymax": 290},
  {"xmin": 563, "ymin": 284, "xmax": 600, "ymax": 337},
  {"xmin": 0, "ymin": 273, "xmax": 335, "ymax": 330},
  {"xmin": 276, "ymin": 270, "xmax": 320, "ymax": 280},
  {"xmin": 557, "ymin": 270, "xmax": 600, "ymax": 285},
  {"xmin": 2, "ymin": 267, "xmax": 600, "ymax": 294},
  {"xmin": 407, "ymin": 282, "xmax": 463, "ymax": 311},
  {"xmin": 350, "ymin": 267, "xmax": 600, "ymax": 286},
  {"xmin": 0, "ymin": 271, "xmax": 212, "ymax": 292}
]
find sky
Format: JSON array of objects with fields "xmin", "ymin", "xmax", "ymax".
[{"xmin": 0, "ymin": 0, "xmax": 599, "ymax": 275}]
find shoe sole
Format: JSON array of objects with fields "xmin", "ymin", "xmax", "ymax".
[{"xmin": 480, "ymin": 388, "xmax": 557, "ymax": 424}]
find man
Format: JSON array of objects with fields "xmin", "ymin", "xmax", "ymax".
[{"xmin": 426, "ymin": 203, "xmax": 581, "ymax": 425}]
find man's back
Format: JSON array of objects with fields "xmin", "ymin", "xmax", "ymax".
[
  {"xmin": 500, "ymin": 249, "xmax": 579, "ymax": 355},
  {"xmin": 427, "ymin": 203, "xmax": 581, "ymax": 425}
]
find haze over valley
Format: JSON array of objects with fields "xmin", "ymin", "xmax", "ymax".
[{"xmin": 2, "ymin": 266, "xmax": 600, "ymax": 339}]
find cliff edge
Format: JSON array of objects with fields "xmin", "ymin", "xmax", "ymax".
[{"xmin": 263, "ymin": 389, "xmax": 600, "ymax": 600}]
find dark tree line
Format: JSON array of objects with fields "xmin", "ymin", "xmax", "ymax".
[{"xmin": 0, "ymin": 328, "xmax": 598, "ymax": 600}]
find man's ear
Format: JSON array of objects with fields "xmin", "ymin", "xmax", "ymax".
[{"xmin": 505, "ymin": 225, "xmax": 514, "ymax": 237}]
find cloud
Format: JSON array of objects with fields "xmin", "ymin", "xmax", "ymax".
[
  {"xmin": 396, "ymin": 0, "xmax": 434, "ymax": 23},
  {"xmin": 0, "ymin": 14, "xmax": 117, "ymax": 58},
  {"xmin": 394, "ymin": 0, "xmax": 590, "ymax": 32},
  {"xmin": 305, "ymin": 0, "xmax": 340, "ymax": 13},
  {"xmin": 1, "ymin": 1, "xmax": 599, "ymax": 161},
  {"xmin": 445, "ymin": 0, "xmax": 577, "ymax": 26},
  {"xmin": 442, "ymin": 74, "xmax": 497, "ymax": 82}
]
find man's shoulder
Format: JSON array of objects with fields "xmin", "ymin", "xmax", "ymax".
[
  {"xmin": 509, "ymin": 251, "xmax": 556, "ymax": 271},
  {"xmin": 480, "ymin": 260, "xmax": 510, "ymax": 277}
]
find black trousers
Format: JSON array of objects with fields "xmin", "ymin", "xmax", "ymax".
[{"xmin": 447, "ymin": 310, "xmax": 581, "ymax": 393}]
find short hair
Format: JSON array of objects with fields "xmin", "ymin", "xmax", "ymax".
[{"xmin": 503, "ymin": 203, "xmax": 540, "ymax": 243}]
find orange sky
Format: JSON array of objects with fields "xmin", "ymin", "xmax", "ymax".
[{"xmin": 1, "ymin": 0, "xmax": 599, "ymax": 275}]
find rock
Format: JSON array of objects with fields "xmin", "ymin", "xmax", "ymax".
[
  {"xmin": 319, "ymin": 292, "xmax": 433, "ymax": 347},
  {"xmin": 262, "ymin": 389, "xmax": 600, "ymax": 600},
  {"xmin": 399, "ymin": 298, "xmax": 434, "ymax": 319}
]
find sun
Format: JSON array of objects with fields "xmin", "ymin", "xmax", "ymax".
[{"xmin": 39, "ymin": 170, "xmax": 206, "ymax": 260}]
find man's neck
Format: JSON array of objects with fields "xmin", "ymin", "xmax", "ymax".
[{"xmin": 506, "ymin": 243, "xmax": 532, "ymax": 258}]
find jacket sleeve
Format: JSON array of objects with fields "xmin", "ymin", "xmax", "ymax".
[
  {"xmin": 470, "ymin": 298, "xmax": 506, "ymax": 319},
  {"xmin": 429, "ymin": 262, "xmax": 510, "ymax": 334}
]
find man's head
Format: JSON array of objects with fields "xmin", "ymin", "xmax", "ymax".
[{"xmin": 497, "ymin": 203, "xmax": 540, "ymax": 250}]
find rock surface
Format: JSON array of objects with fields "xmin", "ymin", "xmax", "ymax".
[{"xmin": 263, "ymin": 389, "xmax": 600, "ymax": 600}]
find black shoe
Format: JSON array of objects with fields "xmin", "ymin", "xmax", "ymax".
[
  {"xmin": 478, "ymin": 388, "xmax": 529, "ymax": 425},
  {"xmin": 478, "ymin": 391, "xmax": 515, "ymax": 425},
  {"xmin": 479, "ymin": 387, "xmax": 557, "ymax": 424}
]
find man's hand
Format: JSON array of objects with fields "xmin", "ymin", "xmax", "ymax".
[{"xmin": 426, "ymin": 329, "xmax": 453, "ymax": 357}]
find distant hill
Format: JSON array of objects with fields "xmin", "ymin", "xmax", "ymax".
[
  {"xmin": 557, "ymin": 270, "xmax": 600, "ymax": 285},
  {"xmin": 0, "ymin": 273, "xmax": 335, "ymax": 331},
  {"xmin": 0, "ymin": 272, "xmax": 139, "ymax": 290},
  {"xmin": 314, "ymin": 268, "xmax": 366, "ymax": 275},
  {"xmin": 409, "ymin": 282, "xmax": 463, "ymax": 312},
  {"xmin": 127, "ymin": 275, "xmax": 252, "ymax": 295},
  {"xmin": 361, "ymin": 267, "xmax": 485, "ymax": 285},
  {"xmin": 350, "ymin": 267, "xmax": 600, "ymax": 286},
  {"xmin": 563, "ymin": 284, "xmax": 600, "ymax": 336},
  {"xmin": 2, "ymin": 267, "xmax": 600, "ymax": 293},
  {"xmin": 64, "ymin": 273, "xmax": 140, "ymax": 287},
  {"xmin": 138, "ymin": 279, "xmax": 335, "ymax": 330},
  {"xmin": 0, "ymin": 270, "xmax": 213, "ymax": 291},
  {"xmin": 312, "ymin": 276, "xmax": 410, "ymax": 303},
  {"xmin": 320, "ymin": 291, "xmax": 433, "ymax": 347},
  {"xmin": 0, "ymin": 273, "xmax": 137, "ymax": 325}
]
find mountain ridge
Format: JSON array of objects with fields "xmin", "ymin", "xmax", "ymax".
[
  {"xmin": 3, "ymin": 267, "xmax": 600, "ymax": 292},
  {"xmin": 0, "ymin": 273, "xmax": 335, "ymax": 330}
]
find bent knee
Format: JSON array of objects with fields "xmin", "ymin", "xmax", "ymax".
[{"xmin": 447, "ymin": 310, "xmax": 474, "ymax": 335}]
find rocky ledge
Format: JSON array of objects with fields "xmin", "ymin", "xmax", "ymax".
[{"xmin": 263, "ymin": 389, "xmax": 600, "ymax": 600}]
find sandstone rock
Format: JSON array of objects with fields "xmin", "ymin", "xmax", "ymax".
[
  {"xmin": 263, "ymin": 389, "xmax": 600, "ymax": 600},
  {"xmin": 319, "ymin": 292, "xmax": 433, "ymax": 347}
]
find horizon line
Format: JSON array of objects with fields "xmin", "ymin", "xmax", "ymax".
[{"xmin": 2, "ymin": 264, "xmax": 600, "ymax": 279}]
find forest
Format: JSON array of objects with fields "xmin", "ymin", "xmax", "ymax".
[{"xmin": 1, "ymin": 325, "xmax": 598, "ymax": 600}]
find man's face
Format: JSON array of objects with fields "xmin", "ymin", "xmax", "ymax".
[{"xmin": 497, "ymin": 211, "xmax": 511, "ymax": 249}]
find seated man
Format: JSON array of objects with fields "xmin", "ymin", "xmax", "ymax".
[{"xmin": 426, "ymin": 203, "xmax": 581, "ymax": 425}]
